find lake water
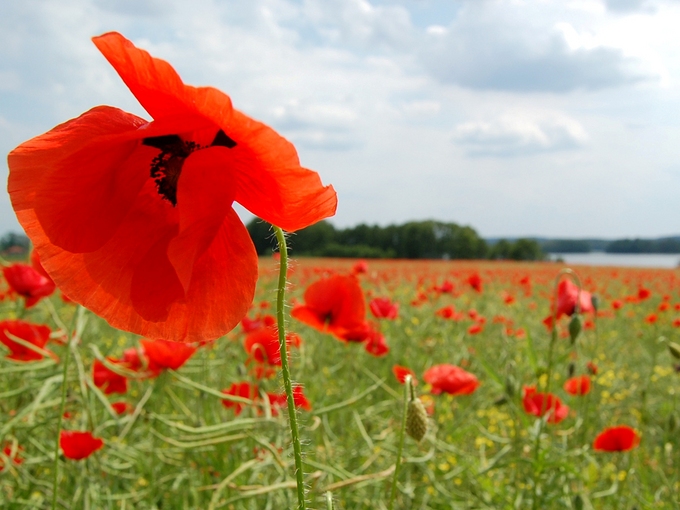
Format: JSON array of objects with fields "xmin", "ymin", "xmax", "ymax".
[{"xmin": 550, "ymin": 252, "xmax": 680, "ymax": 269}]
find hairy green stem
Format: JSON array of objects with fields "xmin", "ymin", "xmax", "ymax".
[
  {"xmin": 51, "ymin": 334, "xmax": 73, "ymax": 509},
  {"xmin": 273, "ymin": 226, "xmax": 307, "ymax": 510},
  {"xmin": 388, "ymin": 375, "xmax": 411, "ymax": 510}
]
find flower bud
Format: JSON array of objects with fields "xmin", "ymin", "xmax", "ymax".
[
  {"xmin": 569, "ymin": 315, "xmax": 582, "ymax": 344},
  {"xmin": 406, "ymin": 398, "xmax": 428, "ymax": 442}
]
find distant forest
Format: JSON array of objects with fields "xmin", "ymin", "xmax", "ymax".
[
  {"xmin": 538, "ymin": 237, "xmax": 680, "ymax": 254},
  {"xmin": 247, "ymin": 219, "xmax": 544, "ymax": 260}
]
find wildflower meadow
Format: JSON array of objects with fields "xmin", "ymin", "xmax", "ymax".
[{"xmin": 2, "ymin": 32, "xmax": 680, "ymax": 510}]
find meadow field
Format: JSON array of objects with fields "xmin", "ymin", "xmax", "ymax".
[{"xmin": 1, "ymin": 256, "xmax": 679, "ymax": 509}]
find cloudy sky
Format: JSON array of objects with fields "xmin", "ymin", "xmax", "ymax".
[{"xmin": 1, "ymin": 0, "xmax": 679, "ymax": 239}]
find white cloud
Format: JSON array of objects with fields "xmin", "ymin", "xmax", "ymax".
[{"xmin": 452, "ymin": 111, "xmax": 589, "ymax": 157}]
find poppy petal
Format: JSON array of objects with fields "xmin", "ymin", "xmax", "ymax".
[{"xmin": 8, "ymin": 106, "xmax": 150, "ymax": 253}]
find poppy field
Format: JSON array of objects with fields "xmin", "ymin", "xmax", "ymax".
[{"xmin": 1, "ymin": 255, "xmax": 680, "ymax": 509}]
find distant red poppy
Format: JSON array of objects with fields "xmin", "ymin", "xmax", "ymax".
[
  {"xmin": 222, "ymin": 382, "xmax": 258, "ymax": 415},
  {"xmin": 92, "ymin": 359, "xmax": 128, "ymax": 395},
  {"xmin": 0, "ymin": 443, "xmax": 24, "ymax": 471},
  {"xmin": 60, "ymin": 431, "xmax": 104, "ymax": 460},
  {"xmin": 644, "ymin": 313, "xmax": 658, "ymax": 324},
  {"xmin": 659, "ymin": 302, "xmax": 670, "ymax": 312},
  {"xmin": 468, "ymin": 323, "xmax": 484, "ymax": 335},
  {"xmin": 586, "ymin": 361, "xmax": 598, "ymax": 375},
  {"xmin": 364, "ymin": 329, "xmax": 389, "ymax": 357},
  {"xmin": 436, "ymin": 305, "xmax": 456, "ymax": 319},
  {"xmin": 522, "ymin": 386, "xmax": 569, "ymax": 424},
  {"xmin": 392, "ymin": 365, "xmax": 417, "ymax": 385},
  {"xmin": 111, "ymin": 401, "xmax": 133, "ymax": 415},
  {"xmin": 423, "ymin": 364, "xmax": 479, "ymax": 396},
  {"xmin": 2, "ymin": 264, "xmax": 56, "ymax": 308},
  {"xmin": 7, "ymin": 32, "xmax": 337, "ymax": 343},
  {"xmin": 612, "ymin": 300, "xmax": 623, "ymax": 310},
  {"xmin": 241, "ymin": 314, "xmax": 276, "ymax": 333},
  {"xmin": 593, "ymin": 425, "xmax": 640, "ymax": 452},
  {"xmin": 436, "ymin": 280, "xmax": 454, "ymax": 294},
  {"xmin": 291, "ymin": 274, "xmax": 369, "ymax": 341},
  {"xmin": 243, "ymin": 327, "xmax": 300, "ymax": 366},
  {"xmin": 266, "ymin": 386, "xmax": 312, "ymax": 416},
  {"xmin": 352, "ymin": 260, "xmax": 369, "ymax": 274},
  {"xmin": 0, "ymin": 320, "xmax": 51, "ymax": 361},
  {"xmin": 140, "ymin": 339, "xmax": 196, "ymax": 373},
  {"xmin": 638, "ymin": 288, "xmax": 651, "ymax": 301},
  {"xmin": 369, "ymin": 298, "xmax": 399, "ymax": 320},
  {"xmin": 563, "ymin": 375, "xmax": 591, "ymax": 396},
  {"xmin": 467, "ymin": 273, "xmax": 482, "ymax": 292}
]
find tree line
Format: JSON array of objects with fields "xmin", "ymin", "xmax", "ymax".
[{"xmin": 247, "ymin": 219, "xmax": 545, "ymax": 261}]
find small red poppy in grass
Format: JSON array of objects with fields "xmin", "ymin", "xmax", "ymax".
[
  {"xmin": 645, "ymin": 313, "xmax": 658, "ymax": 324},
  {"xmin": 140, "ymin": 339, "xmax": 197, "ymax": 372},
  {"xmin": 436, "ymin": 280, "xmax": 454, "ymax": 294},
  {"xmin": 468, "ymin": 323, "xmax": 483, "ymax": 335},
  {"xmin": 369, "ymin": 298, "xmax": 399, "ymax": 320},
  {"xmin": 352, "ymin": 260, "xmax": 368, "ymax": 274},
  {"xmin": 364, "ymin": 329, "xmax": 389, "ymax": 357},
  {"xmin": 659, "ymin": 302, "xmax": 670, "ymax": 312},
  {"xmin": 423, "ymin": 364, "xmax": 480, "ymax": 396},
  {"xmin": 222, "ymin": 382, "xmax": 258, "ymax": 415},
  {"xmin": 522, "ymin": 386, "xmax": 569, "ymax": 424},
  {"xmin": 243, "ymin": 327, "xmax": 300, "ymax": 367},
  {"xmin": 436, "ymin": 305, "xmax": 455, "ymax": 319},
  {"xmin": 60, "ymin": 431, "xmax": 104, "ymax": 460},
  {"xmin": 92, "ymin": 359, "xmax": 128, "ymax": 395},
  {"xmin": 291, "ymin": 274, "xmax": 369, "ymax": 342},
  {"xmin": 241, "ymin": 314, "xmax": 276, "ymax": 334},
  {"xmin": 0, "ymin": 443, "xmax": 24, "ymax": 471},
  {"xmin": 586, "ymin": 361, "xmax": 598, "ymax": 375},
  {"xmin": 0, "ymin": 320, "xmax": 51, "ymax": 362},
  {"xmin": 111, "ymin": 401, "xmax": 133, "ymax": 415},
  {"xmin": 467, "ymin": 273, "xmax": 482, "ymax": 293},
  {"xmin": 563, "ymin": 375, "xmax": 591, "ymax": 396},
  {"xmin": 672, "ymin": 318, "xmax": 680, "ymax": 328},
  {"xmin": 392, "ymin": 365, "xmax": 417, "ymax": 385},
  {"xmin": 638, "ymin": 287, "xmax": 651, "ymax": 301},
  {"xmin": 7, "ymin": 32, "xmax": 337, "ymax": 343},
  {"xmin": 2, "ymin": 264, "xmax": 56, "ymax": 308},
  {"xmin": 593, "ymin": 425, "xmax": 640, "ymax": 452},
  {"xmin": 266, "ymin": 387, "xmax": 312, "ymax": 415},
  {"xmin": 612, "ymin": 299, "xmax": 623, "ymax": 310}
]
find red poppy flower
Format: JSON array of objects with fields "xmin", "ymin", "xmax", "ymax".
[
  {"xmin": 645, "ymin": 313, "xmax": 658, "ymax": 324},
  {"xmin": 612, "ymin": 300, "xmax": 623, "ymax": 310},
  {"xmin": 467, "ymin": 323, "xmax": 483, "ymax": 335},
  {"xmin": 423, "ymin": 364, "xmax": 480, "ymax": 396},
  {"xmin": 586, "ymin": 361, "xmax": 598, "ymax": 375},
  {"xmin": 111, "ymin": 401, "xmax": 133, "ymax": 415},
  {"xmin": 522, "ymin": 386, "xmax": 569, "ymax": 424},
  {"xmin": 0, "ymin": 320, "xmax": 51, "ymax": 361},
  {"xmin": 392, "ymin": 365, "xmax": 417, "ymax": 385},
  {"xmin": 436, "ymin": 280, "xmax": 454, "ymax": 294},
  {"xmin": 140, "ymin": 339, "xmax": 196, "ymax": 372},
  {"xmin": 556, "ymin": 279, "xmax": 594, "ymax": 317},
  {"xmin": 435, "ymin": 305, "xmax": 456, "ymax": 319},
  {"xmin": 2, "ymin": 264, "xmax": 56, "ymax": 308},
  {"xmin": 222, "ymin": 382, "xmax": 258, "ymax": 415},
  {"xmin": 593, "ymin": 425, "xmax": 640, "ymax": 452},
  {"xmin": 364, "ymin": 329, "xmax": 389, "ymax": 357},
  {"xmin": 369, "ymin": 298, "xmax": 399, "ymax": 320},
  {"xmin": 352, "ymin": 260, "xmax": 368, "ymax": 274},
  {"xmin": 563, "ymin": 375, "xmax": 591, "ymax": 396},
  {"xmin": 243, "ymin": 327, "xmax": 300, "ymax": 366},
  {"xmin": 467, "ymin": 273, "xmax": 482, "ymax": 293},
  {"xmin": 59, "ymin": 431, "xmax": 104, "ymax": 460},
  {"xmin": 92, "ymin": 359, "xmax": 128, "ymax": 395},
  {"xmin": 291, "ymin": 274, "xmax": 369, "ymax": 341},
  {"xmin": 7, "ymin": 32, "xmax": 337, "ymax": 343},
  {"xmin": 638, "ymin": 287, "xmax": 651, "ymax": 301},
  {"xmin": 266, "ymin": 386, "xmax": 312, "ymax": 416},
  {"xmin": 241, "ymin": 314, "xmax": 275, "ymax": 334},
  {"xmin": 0, "ymin": 443, "xmax": 24, "ymax": 471}
]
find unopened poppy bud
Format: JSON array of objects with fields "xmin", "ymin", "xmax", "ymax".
[
  {"xmin": 669, "ymin": 413, "xmax": 677, "ymax": 432},
  {"xmin": 568, "ymin": 362, "xmax": 575, "ymax": 377},
  {"xmin": 406, "ymin": 398, "xmax": 428, "ymax": 442},
  {"xmin": 668, "ymin": 342, "xmax": 680, "ymax": 360},
  {"xmin": 568, "ymin": 315, "xmax": 582, "ymax": 343},
  {"xmin": 493, "ymin": 395, "xmax": 508, "ymax": 406},
  {"xmin": 573, "ymin": 494, "xmax": 584, "ymax": 510},
  {"xmin": 590, "ymin": 295, "xmax": 599, "ymax": 312}
]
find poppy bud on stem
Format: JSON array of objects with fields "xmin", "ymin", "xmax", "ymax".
[{"xmin": 273, "ymin": 226, "xmax": 307, "ymax": 510}]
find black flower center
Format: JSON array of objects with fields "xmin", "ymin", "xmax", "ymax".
[{"xmin": 142, "ymin": 130, "xmax": 237, "ymax": 206}]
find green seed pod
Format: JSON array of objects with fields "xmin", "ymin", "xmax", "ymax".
[
  {"xmin": 568, "ymin": 362, "xmax": 575, "ymax": 378},
  {"xmin": 668, "ymin": 342, "xmax": 680, "ymax": 360},
  {"xmin": 590, "ymin": 295, "xmax": 599, "ymax": 312},
  {"xmin": 406, "ymin": 398, "xmax": 428, "ymax": 442},
  {"xmin": 569, "ymin": 315, "xmax": 582, "ymax": 344},
  {"xmin": 505, "ymin": 375, "xmax": 516, "ymax": 398}
]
